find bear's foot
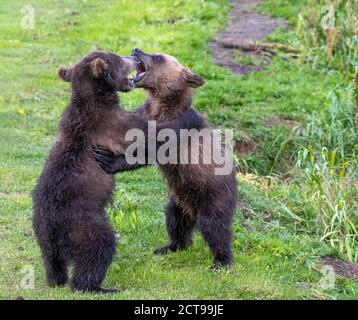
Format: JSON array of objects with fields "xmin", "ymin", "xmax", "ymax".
[
  {"xmin": 153, "ymin": 244, "xmax": 178, "ymax": 255},
  {"xmin": 154, "ymin": 242, "xmax": 192, "ymax": 255},
  {"xmin": 48, "ymin": 279, "xmax": 67, "ymax": 287},
  {"xmin": 71, "ymin": 286, "xmax": 119, "ymax": 294},
  {"xmin": 47, "ymin": 272, "xmax": 68, "ymax": 287},
  {"xmin": 212, "ymin": 254, "xmax": 234, "ymax": 269},
  {"xmin": 94, "ymin": 288, "xmax": 119, "ymax": 294}
]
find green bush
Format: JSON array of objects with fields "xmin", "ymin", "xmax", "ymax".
[
  {"xmin": 296, "ymin": 0, "xmax": 357, "ymax": 79},
  {"xmin": 278, "ymin": 1, "xmax": 358, "ymax": 261}
]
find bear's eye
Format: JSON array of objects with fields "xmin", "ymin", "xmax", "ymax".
[{"xmin": 154, "ymin": 55, "xmax": 164, "ymax": 63}]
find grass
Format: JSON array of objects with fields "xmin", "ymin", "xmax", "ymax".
[
  {"xmin": 259, "ymin": 0, "xmax": 357, "ymax": 262},
  {"xmin": 0, "ymin": 0, "xmax": 357, "ymax": 299}
]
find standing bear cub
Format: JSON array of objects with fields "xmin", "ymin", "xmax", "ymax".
[
  {"xmin": 97, "ymin": 49, "xmax": 237, "ymax": 267},
  {"xmin": 33, "ymin": 51, "xmax": 202, "ymax": 293}
]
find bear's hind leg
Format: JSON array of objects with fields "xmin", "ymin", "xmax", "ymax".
[
  {"xmin": 43, "ymin": 249, "xmax": 68, "ymax": 287},
  {"xmin": 198, "ymin": 211, "xmax": 233, "ymax": 268},
  {"xmin": 154, "ymin": 196, "xmax": 196, "ymax": 255},
  {"xmin": 70, "ymin": 227, "xmax": 117, "ymax": 294}
]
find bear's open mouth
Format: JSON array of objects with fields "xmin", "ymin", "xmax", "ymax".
[{"xmin": 130, "ymin": 60, "xmax": 146, "ymax": 84}]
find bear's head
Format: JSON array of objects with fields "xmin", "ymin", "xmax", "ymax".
[
  {"xmin": 58, "ymin": 51, "xmax": 138, "ymax": 94},
  {"xmin": 129, "ymin": 48, "xmax": 204, "ymax": 96}
]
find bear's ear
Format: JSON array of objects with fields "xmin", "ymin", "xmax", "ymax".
[
  {"xmin": 184, "ymin": 69, "xmax": 205, "ymax": 88},
  {"xmin": 58, "ymin": 67, "xmax": 73, "ymax": 82},
  {"xmin": 91, "ymin": 58, "xmax": 108, "ymax": 78}
]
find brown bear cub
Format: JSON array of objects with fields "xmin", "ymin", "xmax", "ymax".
[
  {"xmin": 32, "ymin": 51, "xmax": 202, "ymax": 293},
  {"xmin": 97, "ymin": 49, "xmax": 237, "ymax": 267}
]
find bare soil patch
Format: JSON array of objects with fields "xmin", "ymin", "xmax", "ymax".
[
  {"xmin": 210, "ymin": 0, "xmax": 285, "ymax": 75},
  {"xmin": 264, "ymin": 116, "xmax": 298, "ymax": 129},
  {"xmin": 234, "ymin": 139, "xmax": 256, "ymax": 155},
  {"xmin": 321, "ymin": 256, "xmax": 358, "ymax": 279}
]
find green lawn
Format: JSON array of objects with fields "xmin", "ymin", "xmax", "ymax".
[{"xmin": 0, "ymin": 0, "xmax": 357, "ymax": 300}]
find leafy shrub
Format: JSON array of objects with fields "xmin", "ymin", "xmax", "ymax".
[
  {"xmin": 296, "ymin": 0, "xmax": 357, "ymax": 79},
  {"xmin": 272, "ymin": 0, "xmax": 358, "ymax": 262},
  {"xmin": 281, "ymin": 82, "xmax": 357, "ymax": 261}
]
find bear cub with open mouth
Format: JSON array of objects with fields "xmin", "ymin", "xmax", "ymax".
[{"xmin": 98, "ymin": 49, "xmax": 237, "ymax": 267}]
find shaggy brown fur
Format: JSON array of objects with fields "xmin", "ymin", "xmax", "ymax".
[
  {"xmin": 97, "ymin": 49, "xmax": 237, "ymax": 267},
  {"xmin": 32, "ymin": 51, "xmax": 202, "ymax": 293}
]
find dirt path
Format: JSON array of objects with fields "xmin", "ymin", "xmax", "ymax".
[
  {"xmin": 321, "ymin": 256, "xmax": 358, "ymax": 280},
  {"xmin": 210, "ymin": 0, "xmax": 284, "ymax": 75}
]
